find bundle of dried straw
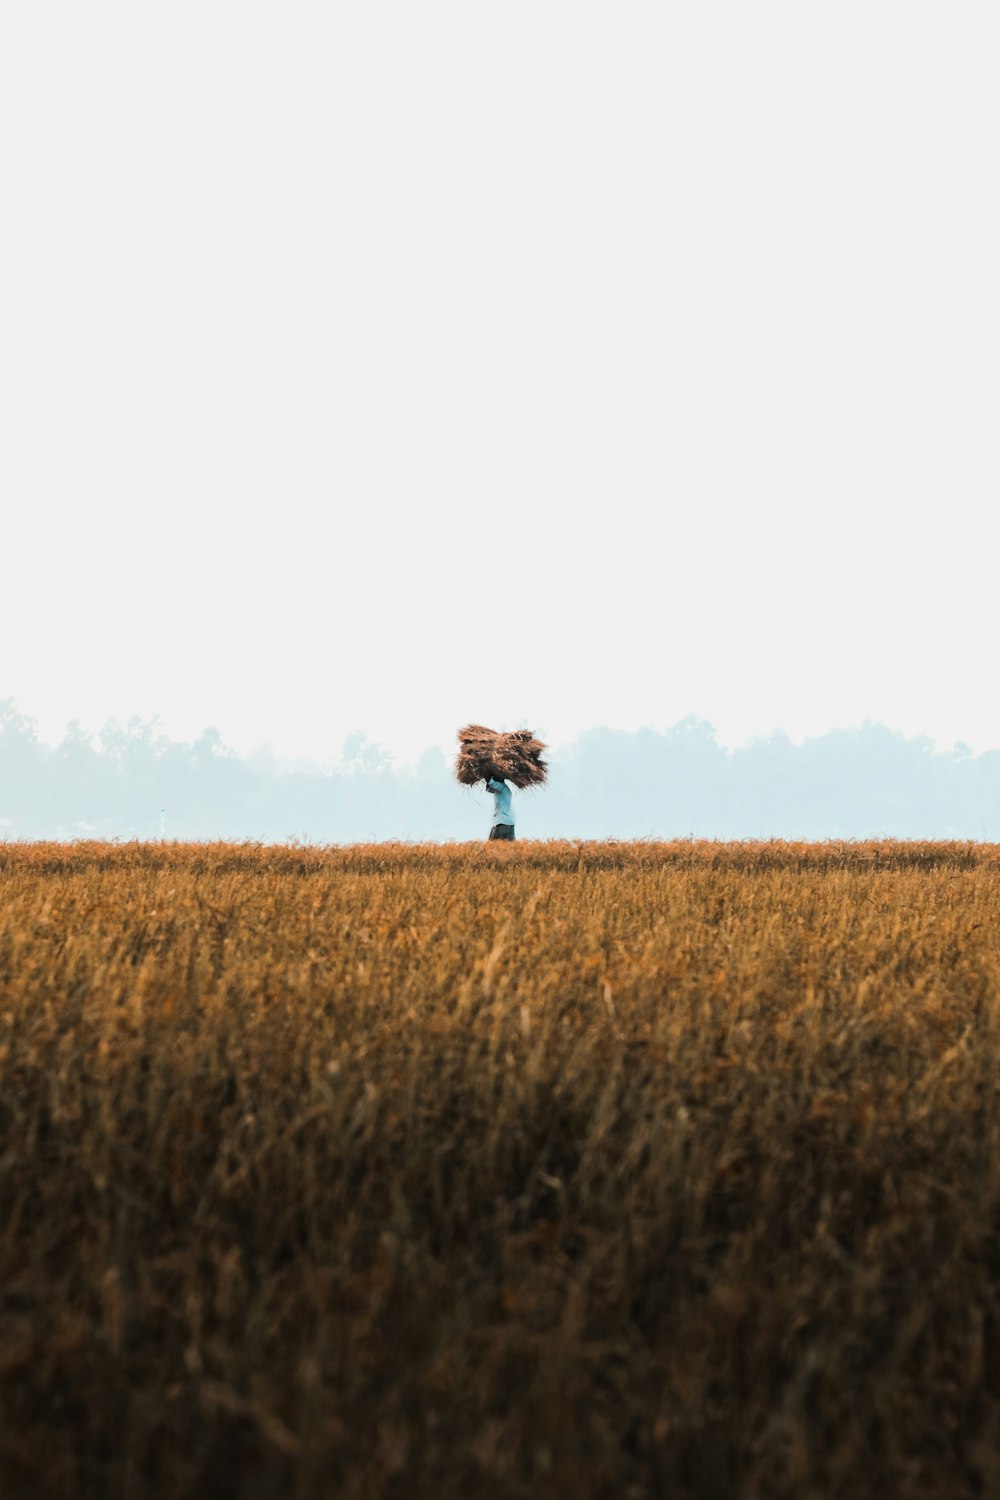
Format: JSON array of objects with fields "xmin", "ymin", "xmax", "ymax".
[{"xmin": 455, "ymin": 725, "xmax": 548, "ymax": 789}]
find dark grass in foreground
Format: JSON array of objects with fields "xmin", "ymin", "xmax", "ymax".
[{"xmin": 2, "ymin": 840, "xmax": 1000, "ymax": 1499}]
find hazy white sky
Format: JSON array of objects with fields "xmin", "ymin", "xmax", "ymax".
[{"xmin": 2, "ymin": 3, "xmax": 997, "ymax": 767}]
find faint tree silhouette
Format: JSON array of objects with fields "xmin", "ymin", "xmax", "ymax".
[{"xmin": 0, "ymin": 702, "xmax": 997, "ymax": 841}]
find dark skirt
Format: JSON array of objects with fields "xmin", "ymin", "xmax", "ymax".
[{"xmin": 488, "ymin": 823, "xmax": 515, "ymax": 841}]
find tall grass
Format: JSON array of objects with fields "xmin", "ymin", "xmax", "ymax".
[{"xmin": 2, "ymin": 840, "xmax": 999, "ymax": 1498}]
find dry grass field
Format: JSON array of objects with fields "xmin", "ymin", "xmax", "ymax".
[{"xmin": 2, "ymin": 839, "xmax": 1000, "ymax": 1499}]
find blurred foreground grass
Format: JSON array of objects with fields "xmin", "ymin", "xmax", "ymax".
[{"xmin": 2, "ymin": 839, "xmax": 1000, "ymax": 1499}]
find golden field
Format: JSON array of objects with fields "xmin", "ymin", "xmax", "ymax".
[{"xmin": 2, "ymin": 839, "xmax": 999, "ymax": 1499}]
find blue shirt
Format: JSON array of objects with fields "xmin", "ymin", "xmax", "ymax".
[{"xmin": 486, "ymin": 778, "xmax": 514, "ymax": 826}]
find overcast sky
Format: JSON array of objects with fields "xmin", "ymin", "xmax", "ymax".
[{"xmin": 2, "ymin": 3, "xmax": 997, "ymax": 768}]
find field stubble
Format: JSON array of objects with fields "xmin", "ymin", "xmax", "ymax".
[{"xmin": 1, "ymin": 839, "xmax": 1000, "ymax": 1498}]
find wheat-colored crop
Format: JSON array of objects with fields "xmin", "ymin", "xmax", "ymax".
[{"xmin": 1, "ymin": 838, "xmax": 999, "ymax": 1498}]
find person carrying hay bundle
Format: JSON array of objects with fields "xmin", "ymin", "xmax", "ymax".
[
  {"xmin": 486, "ymin": 775, "xmax": 516, "ymax": 840},
  {"xmin": 454, "ymin": 724, "xmax": 548, "ymax": 841}
]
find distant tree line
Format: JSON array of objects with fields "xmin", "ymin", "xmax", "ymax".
[{"xmin": 1, "ymin": 699, "xmax": 997, "ymax": 842}]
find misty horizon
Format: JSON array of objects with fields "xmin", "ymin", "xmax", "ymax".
[{"xmin": 2, "ymin": 698, "xmax": 997, "ymax": 844}]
